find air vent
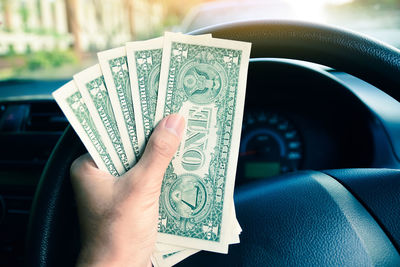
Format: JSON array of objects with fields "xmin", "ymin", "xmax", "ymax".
[
  {"xmin": 0, "ymin": 101, "xmax": 68, "ymax": 133},
  {"xmin": 0, "ymin": 104, "xmax": 29, "ymax": 132},
  {"xmin": 2, "ymin": 194, "xmax": 32, "ymax": 216},
  {"xmin": 0, "ymin": 100, "xmax": 68, "ymax": 169},
  {"xmin": 25, "ymin": 101, "xmax": 68, "ymax": 132}
]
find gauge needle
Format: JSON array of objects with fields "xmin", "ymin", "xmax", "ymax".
[{"xmin": 240, "ymin": 150, "xmax": 257, "ymax": 156}]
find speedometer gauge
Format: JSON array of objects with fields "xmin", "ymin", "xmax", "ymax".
[{"xmin": 237, "ymin": 111, "xmax": 303, "ymax": 182}]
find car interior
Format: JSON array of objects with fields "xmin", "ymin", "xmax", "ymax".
[{"xmin": 1, "ymin": 1, "xmax": 400, "ymax": 266}]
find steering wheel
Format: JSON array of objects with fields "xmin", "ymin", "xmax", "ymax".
[{"xmin": 26, "ymin": 21, "xmax": 400, "ymax": 266}]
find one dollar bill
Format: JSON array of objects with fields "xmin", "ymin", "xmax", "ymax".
[
  {"xmin": 98, "ymin": 47, "xmax": 145, "ymax": 157},
  {"xmin": 52, "ymin": 81, "xmax": 124, "ymax": 176},
  {"xmin": 126, "ymin": 37, "xmax": 164, "ymax": 144},
  {"xmin": 74, "ymin": 64, "xmax": 136, "ymax": 173},
  {"xmin": 155, "ymin": 32, "xmax": 251, "ymax": 252}
]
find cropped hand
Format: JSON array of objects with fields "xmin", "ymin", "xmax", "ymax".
[{"xmin": 70, "ymin": 114, "xmax": 185, "ymax": 267}]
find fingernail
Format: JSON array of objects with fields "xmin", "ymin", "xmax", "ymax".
[{"xmin": 165, "ymin": 114, "xmax": 185, "ymax": 139}]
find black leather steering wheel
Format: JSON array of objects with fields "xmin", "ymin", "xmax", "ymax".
[{"xmin": 26, "ymin": 21, "xmax": 400, "ymax": 266}]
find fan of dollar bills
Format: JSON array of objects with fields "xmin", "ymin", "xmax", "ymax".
[{"xmin": 52, "ymin": 32, "xmax": 251, "ymax": 267}]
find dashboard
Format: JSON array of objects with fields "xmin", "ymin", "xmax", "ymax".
[
  {"xmin": 235, "ymin": 59, "xmax": 400, "ymax": 185},
  {"xmin": 1, "ymin": 59, "xmax": 400, "ymax": 265},
  {"xmin": 239, "ymin": 110, "xmax": 303, "ymax": 181}
]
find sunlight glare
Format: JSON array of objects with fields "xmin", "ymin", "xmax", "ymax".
[{"xmin": 283, "ymin": 0, "xmax": 353, "ymax": 23}]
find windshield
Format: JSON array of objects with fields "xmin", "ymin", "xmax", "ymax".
[{"xmin": 0, "ymin": 0, "xmax": 399, "ymax": 81}]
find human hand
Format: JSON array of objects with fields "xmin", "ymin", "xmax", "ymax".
[{"xmin": 70, "ymin": 114, "xmax": 185, "ymax": 267}]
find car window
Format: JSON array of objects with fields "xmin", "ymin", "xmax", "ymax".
[{"xmin": 0, "ymin": 0, "xmax": 399, "ymax": 81}]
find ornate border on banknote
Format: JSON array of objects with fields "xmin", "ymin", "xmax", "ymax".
[
  {"xmin": 98, "ymin": 47, "xmax": 143, "ymax": 160},
  {"xmin": 52, "ymin": 81, "xmax": 123, "ymax": 176},
  {"xmin": 126, "ymin": 37, "xmax": 164, "ymax": 146},
  {"xmin": 74, "ymin": 64, "xmax": 132, "ymax": 172}
]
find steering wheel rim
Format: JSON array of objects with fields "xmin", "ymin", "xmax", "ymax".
[
  {"xmin": 192, "ymin": 20, "xmax": 400, "ymax": 101},
  {"xmin": 26, "ymin": 20, "xmax": 400, "ymax": 266}
]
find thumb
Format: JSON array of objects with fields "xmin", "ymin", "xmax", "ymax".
[{"xmin": 128, "ymin": 114, "xmax": 185, "ymax": 189}]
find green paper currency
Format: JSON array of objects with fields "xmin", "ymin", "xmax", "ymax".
[{"xmin": 155, "ymin": 32, "xmax": 251, "ymax": 253}]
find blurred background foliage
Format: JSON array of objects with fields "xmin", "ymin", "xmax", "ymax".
[{"xmin": 0, "ymin": 0, "xmax": 399, "ymax": 80}]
